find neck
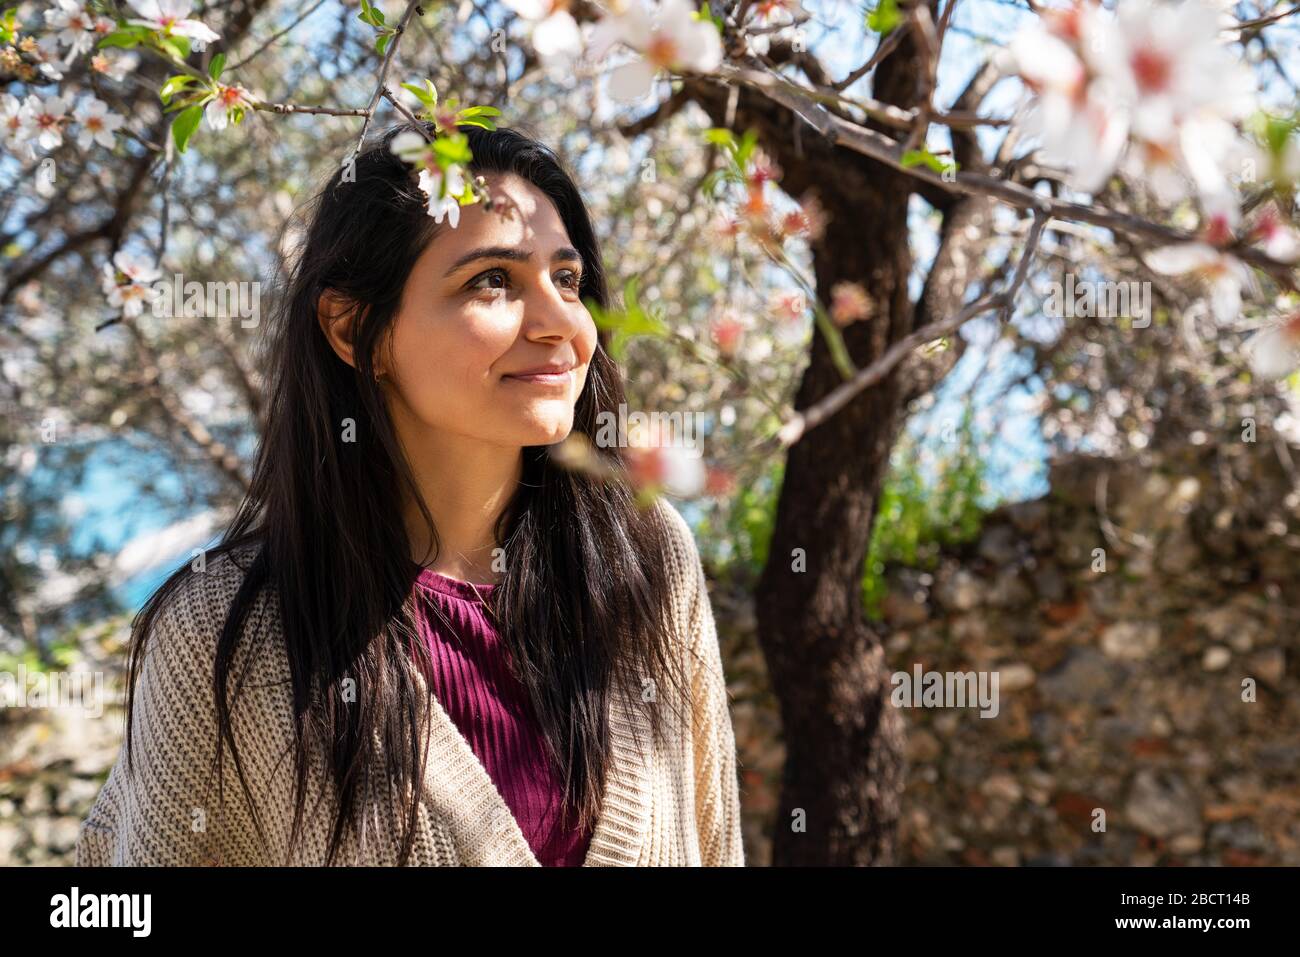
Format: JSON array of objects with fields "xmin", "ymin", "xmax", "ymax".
[{"xmin": 398, "ymin": 423, "xmax": 522, "ymax": 586}]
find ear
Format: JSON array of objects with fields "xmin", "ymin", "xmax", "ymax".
[{"xmin": 316, "ymin": 289, "xmax": 364, "ymax": 371}]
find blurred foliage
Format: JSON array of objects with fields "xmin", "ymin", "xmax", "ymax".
[
  {"xmin": 861, "ymin": 408, "xmax": 987, "ymax": 620},
  {"xmin": 715, "ymin": 407, "xmax": 990, "ymax": 620}
]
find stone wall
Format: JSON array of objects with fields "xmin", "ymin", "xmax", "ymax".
[{"xmin": 720, "ymin": 440, "xmax": 1300, "ymax": 865}]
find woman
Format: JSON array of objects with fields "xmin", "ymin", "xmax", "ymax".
[{"xmin": 75, "ymin": 123, "xmax": 744, "ymax": 867}]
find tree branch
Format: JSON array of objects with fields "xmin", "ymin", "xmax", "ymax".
[{"xmin": 776, "ymin": 210, "xmax": 1048, "ymax": 448}]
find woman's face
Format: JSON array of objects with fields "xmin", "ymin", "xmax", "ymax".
[{"xmin": 379, "ymin": 171, "xmax": 598, "ymax": 449}]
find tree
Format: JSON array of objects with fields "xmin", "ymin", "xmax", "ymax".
[{"xmin": 2, "ymin": 0, "xmax": 1297, "ymax": 865}]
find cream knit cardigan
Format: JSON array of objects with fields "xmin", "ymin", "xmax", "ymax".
[{"xmin": 75, "ymin": 499, "xmax": 745, "ymax": 867}]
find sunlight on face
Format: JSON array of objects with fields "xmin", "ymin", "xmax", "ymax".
[{"xmin": 382, "ymin": 172, "xmax": 598, "ymax": 449}]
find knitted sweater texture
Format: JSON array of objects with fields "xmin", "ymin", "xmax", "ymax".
[{"xmin": 75, "ymin": 499, "xmax": 745, "ymax": 866}]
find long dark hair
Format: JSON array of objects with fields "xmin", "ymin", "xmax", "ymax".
[{"xmin": 123, "ymin": 123, "xmax": 693, "ymax": 865}]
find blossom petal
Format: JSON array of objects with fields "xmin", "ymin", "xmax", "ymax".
[
  {"xmin": 1244, "ymin": 324, "xmax": 1300, "ymax": 379},
  {"xmin": 1145, "ymin": 243, "xmax": 1219, "ymax": 275},
  {"xmin": 533, "ymin": 12, "xmax": 583, "ymax": 60},
  {"xmin": 607, "ymin": 56, "xmax": 657, "ymax": 102}
]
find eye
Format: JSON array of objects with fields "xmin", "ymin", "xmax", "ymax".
[
  {"xmin": 555, "ymin": 269, "xmax": 582, "ymax": 292},
  {"xmin": 468, "ymin": 267, "xmax": 509, "ymax": 292}
]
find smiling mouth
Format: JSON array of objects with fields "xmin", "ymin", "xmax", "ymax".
[{"xmin": 503, "ymin": 370, "xmax": 572, "ymax": 387}]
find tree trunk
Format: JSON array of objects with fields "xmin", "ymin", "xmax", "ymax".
[{"xmin": 684, "ymin": 5, "xmax": 1000, "ymax": 864}]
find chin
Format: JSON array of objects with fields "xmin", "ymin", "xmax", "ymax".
[{"xmin": 515, "ymin": 414, "xmax": 574, "ymax": 447}]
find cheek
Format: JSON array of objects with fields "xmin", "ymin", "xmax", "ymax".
[{"xmin": 388, "ymin": 306, "xmax": 512, "ymax": 410}]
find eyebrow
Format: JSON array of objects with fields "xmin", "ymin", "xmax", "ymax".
[{"xmin": 443, "ymin": 245, "xmax": 583, "ymax": 278}]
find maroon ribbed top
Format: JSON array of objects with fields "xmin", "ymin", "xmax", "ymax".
[{"xmin": 409, "ymin": 567, "xmax": 593, "ymax": 866}]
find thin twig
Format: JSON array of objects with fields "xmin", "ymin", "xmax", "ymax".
[
  {"xmin": 255, "ymin": 102, "xmax": 372, "ymax": 116},
  {"xmin": 355, "ymin": 0, "xmax": 424, "ymax": 151},
  {"xmin": 832, "ymin": 21, "xmax": 910, "ymax": 91},
  {"xmin": 228, "ymin": 0, "xmax": 331, "ymax": 71},
  {"xmin": 380, "ymin": 87, "xmax": 435, "ymax": 140},
  {"xmin": 775, "ymin": 210, "xmax": 1049, "ymax": 448},
  {"xmin": 1230, "ymin": 3, "xmax": 1300, "ymax": 32}
]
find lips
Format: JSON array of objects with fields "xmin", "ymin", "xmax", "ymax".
[{"xmin": 502, "ymin": 361, "xmax": 575, "ymax": 385}]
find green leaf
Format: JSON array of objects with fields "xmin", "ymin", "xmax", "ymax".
[
  {"xmin": 401, "ymin": 81, "xmax": 437, "ymax": 106},
  {"xmin": 703, "ymin": 127, "xmax": 736, "ymax": 148},
  {"xmin": 432, "ymin": 132, "xmax": 473, "ymax": 167},
  {"xmin": 98, "ymin": 27, "xmax": 144, "ymax": 49},
  {"xmin": 1264, "ymin": 115, "xmax": 1295, "ymax": 157},
  {"xmin": 734, "ymin": 128, "xmax": 759, "ymax": 169},
  {"xmin": 812, "ymin": 306, "xmax": 857, "ymax": 381},
  {"xmin": 207, "ymin": 52, "xmax": 226, "ymax": 80},
  {"xmin": 376, "ymin": 32, "xmax": 392, "ymax": 55},
  {"xmin": 584, "ymin": 277, "xmax": 669, "ymax": 360},
  {"xmin": 699, "ymin": 168, "xmax": 726, "ymax": 199},
  {"xmin": 171, "ymin": 104, "xmax": 203, "ymax": 153},
  {"xmin": 0, "ymin": 9, "xmax": 19, "ymax": 44},
  {"xmin": 901, "ymin": 148, "xmax": 956, "ymax": 174},
  {"xmin": 159, "ymin": 33, "xmax": 191, "ymax": 61},
  {"xmin": 160, "ymin": 74, "xmax": 198, "ymax": 105},
  {"xmin": 585, "ymin": 299, "xmax": 631, "ymax": 359},
  {"xmin": 455, "ymin": 105, "xmax": 501, "ymax": 131},
  {"xmin": 866, "ymin": 0, "xmax": 902, "ymax": 35},
  {"xmin": 358, "ymin": 0, "xmax": 387, "ymax": 27},
  {"xmin": 453, "ymin": 180, "xmax": 477, "ymax": 204},
  {"xmin": 691, "ymin": 5, "xmax": 725, "ymax": 34}
]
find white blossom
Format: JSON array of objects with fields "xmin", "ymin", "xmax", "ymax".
[
  {"xmin": 92, "ymin": 51, "xmax": 141, "ymax": 82},
  {"xmin": 100, "ymin": 251, "xmax": 163, "ymax": 319},
  {"xmin": 204, "ymin": 84, "xmax": 251, "ymax": 131},
  {"xmin": 1005, "ymin": 0, "xmax": 1257, "ymax": 200},
  {"xmin": 1146, "ymin": 242, "xmax": 1249, "ymax": 323},
  {"xmin": 1243, "ymin": 313, "xmax": 1300, "ymax": 379},
  {"xmin": 501, "ymin": 0, "xmax": 583, "ymax": 63},
  {"xmin": 589, "ymin": 0, "xmax": 723, "ymax": 103},
  {"xmin": 74, "ymin": 97, "xmax": 125, "ymax": 149},
  {"xmin": 126, "ymin": 0, "xmax": 221, "ymax": 44},
  {"xmin": 44, "ymin": 0, "xmax": 98, "ymax": 56},
  {"xmin": 417, "ymin": 165, "xmax": 467, "ymax": 227},
  {"xmin": 21, "ymin": 95, "xmax": 69, "ymax": 151}
]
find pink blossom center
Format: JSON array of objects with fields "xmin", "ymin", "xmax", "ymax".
[
  {"xmin": 1204, "ymin": 215, "xmax": 1234, "ymax": 247},
  {"xmin": 1130, "ymin": 49, "xmax": 1172, "ymax": 94},
  {"xmin": 646, "ymin": 34, "xmax": 678, "ymax": 69},
  {"xmin": 1047, "ymin": 7, "xmax": 1083, "ymax": 43}
]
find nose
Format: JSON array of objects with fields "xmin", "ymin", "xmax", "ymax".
[{"xmin": 521, "ymin": 271, "xmax": 586, "ymax": 344}]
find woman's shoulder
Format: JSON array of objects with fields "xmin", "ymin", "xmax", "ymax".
[
  {"xmin": 651, "ymin": 495, "xmax": 703, "ymax": 578},
  {"xmin": 647, "ymin": 496, "xmax": 715, "ymax": 648},
  {"xmin": 143, "ymin": 542, "xmax": 279, "ymax": 671}
]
